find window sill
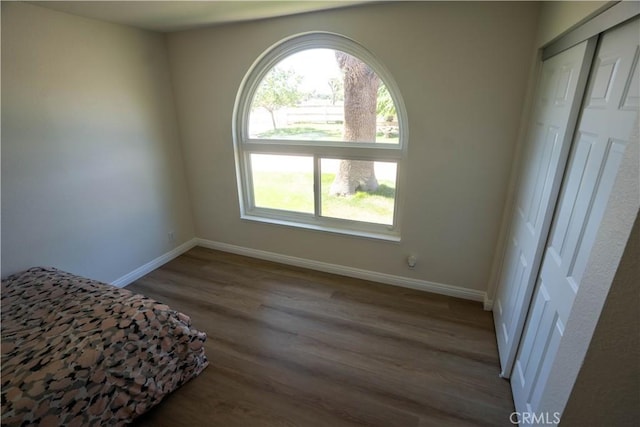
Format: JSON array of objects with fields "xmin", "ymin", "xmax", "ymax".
[{"xmin": 240, "ymin": 214, "xmax": 401, "ymax": 242}]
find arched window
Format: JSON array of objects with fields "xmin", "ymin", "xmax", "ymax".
[{"xmin": 233, "ymin": 32, "xmax": 408, "ymax": 240}]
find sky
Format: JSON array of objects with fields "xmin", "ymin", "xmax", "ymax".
[{"xmin": 276, "ymin": 48, "xmax": 342, "ymax": 94}]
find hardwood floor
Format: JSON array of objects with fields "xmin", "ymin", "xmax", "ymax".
[{"xmin": 128, "ymin": 247, "xmax": 513, "ymax": 427}]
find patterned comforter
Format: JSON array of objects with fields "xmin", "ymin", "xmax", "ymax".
[{"xmin": 1, "ymin": 267, "xmax": 208, "ymax": 426}]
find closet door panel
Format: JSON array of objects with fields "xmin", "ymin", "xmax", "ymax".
[
  {"xmin": 493, "ymin": 40, "xmax": 595, "ymax": 377},
  {"xmin": 511, "ymin": 17, "xmax": 639, "ymax": 415}
]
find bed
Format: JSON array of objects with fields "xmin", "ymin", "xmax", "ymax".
[{"xmin": 1, "ymin": 267, "xmax": 208, "ymax": 426}]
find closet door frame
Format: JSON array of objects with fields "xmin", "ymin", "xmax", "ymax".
[
  {"xmin": 487, "ymin": 2, "xmax": 639, "ymax": 376},
  {"xmin": 492, "ymin": 39, "xmax": 597, "ymax": 378},
  {"xmin": 487, "ymin": 2, "xmax": 640, "ymax": 311},
  {"xmin": 511, "ymin": 17, "xmax": 639, "ymax": 414}
]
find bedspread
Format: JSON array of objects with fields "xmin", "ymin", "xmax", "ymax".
[{"xmin": 1, "ymin": 267, "xmax": 208, "ymax": 426}]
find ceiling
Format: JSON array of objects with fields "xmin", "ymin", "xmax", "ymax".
[{"xmin": 30, "ymin": 1, "xmax": 373, "ymax": 32}]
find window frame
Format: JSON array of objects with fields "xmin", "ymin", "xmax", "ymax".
[{"xmin": 233, "ymin": 32, "xmax": 408, "ymax": 241}]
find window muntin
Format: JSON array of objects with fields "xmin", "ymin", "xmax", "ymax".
[{"xmin": 234, "ymin": 33, "xmax": 407, "ymax": 239}]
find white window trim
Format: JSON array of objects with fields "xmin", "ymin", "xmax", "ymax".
[{"xmin": 232, "ymin": 32, "xmax": 408, "ymax": 241}]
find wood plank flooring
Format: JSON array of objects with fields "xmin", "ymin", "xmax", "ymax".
[{"xmin": 127, "ymin": 247, "xmax": 513, "ymax": 427}]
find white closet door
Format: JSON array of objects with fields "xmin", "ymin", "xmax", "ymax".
[
  {"xmin": 493, "ymin": 40, "xmax": 595, "ymax": 377},
  {"xmin": 511, "ymin": 18, "xmax": 639, "ymax": 415}
]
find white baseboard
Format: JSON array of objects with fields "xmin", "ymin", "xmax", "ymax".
[
  {"xmin": 483, "ymin": 296, "xmax": 494, "ymax": 311},
  {"xmin": 111, "ymin": 237, "xmax": 488, "ymax": 303},
  {"xmin": 196, "ymin": 238, "xmax": 486, "ymax": 303},
  {"xmin": 111, "ymin": 238, "xmax": 198, "ymax": 288}
]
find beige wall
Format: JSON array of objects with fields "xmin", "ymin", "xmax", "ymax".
[
  {"xmin": 1, "ymin": 2, "xmax": 195, "ymax": 283},
  {"xmin": 165, "ymin": 1, "xmax": 540, "ymax": 293},
  {"xmin": 537, "ymin": 0, "xmax": 610, "ymax": 46}
]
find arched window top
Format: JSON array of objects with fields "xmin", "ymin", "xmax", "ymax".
[
  {"xmin": 235, "ymin": 32, "xmax": 408, "ymax": 147},
  {"xmin": 233, "ymin": 33, "xmax": 408, "ymax": 240}
]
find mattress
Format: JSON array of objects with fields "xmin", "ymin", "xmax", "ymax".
[{"xmin": 1, "ymin": 267, "xmax": 208, "ymax": 426}]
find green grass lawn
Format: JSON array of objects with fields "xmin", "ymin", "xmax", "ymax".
[
  {"xmin": 257, "ymin": 124, "xmax": 399, "ymax": 144},
  {"xmin": 256, "ymin": 125, "xmax": 341, "ymax": 140},
  {"xmin": 253, "ymin": 171, "xmax": 395, "ymax": 225}
]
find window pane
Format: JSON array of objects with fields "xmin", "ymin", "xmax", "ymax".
[
  {"xmin": 251, "ymin": 154, "xmax": 314, "ymax": 213},
  {"xmin": 320, "ymin": 159, "xmax": 397, "ymax": 225},
  {"xmin": 249, "ymin": 49, "xmax": 399, "ymax": 145}
]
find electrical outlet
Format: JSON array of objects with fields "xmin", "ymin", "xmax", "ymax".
[
  {"xmin": 168, "ymin": 231, "xmax": 175, "ymax": 243},
  {"xmin": 407, "ymin": 255, "xmax": 417, "ymax": 269}
]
